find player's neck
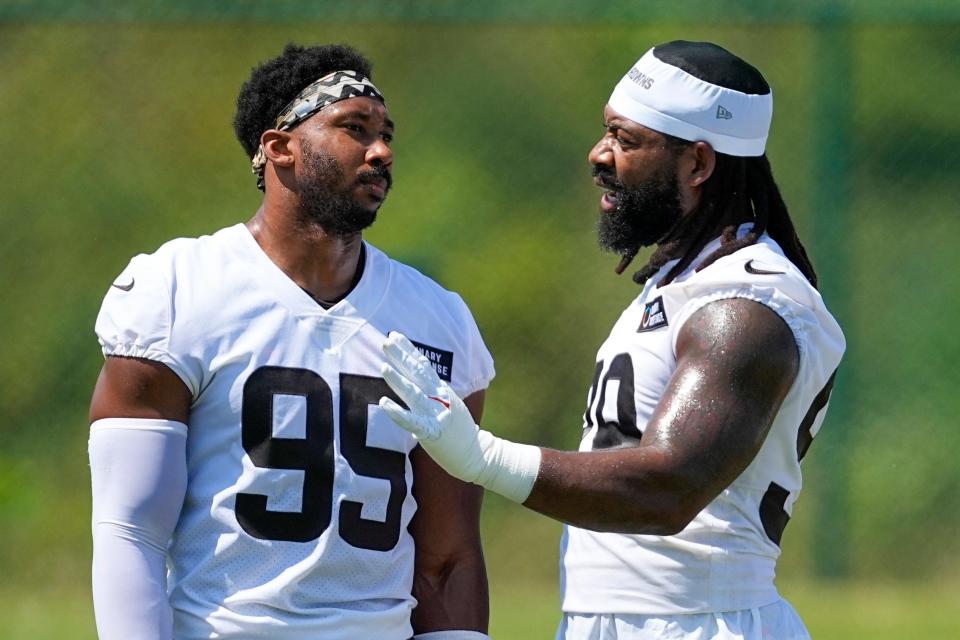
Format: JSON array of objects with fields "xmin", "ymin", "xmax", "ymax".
[
  {"xmin": 246, "ymin": 207, "xmax": 364, "ymax": 304},
  {"xmin": 660, "ymin": 200, "xmax": 752, "ymax": 260}
]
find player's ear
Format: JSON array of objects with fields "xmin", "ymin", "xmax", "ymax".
[
  {"xmin": 683, "ymin": 141, "xmax": 716, "ymax": 188},
  {"xmin": 261, "ymin": 129, "xmax": 295, "ymax": 169}
]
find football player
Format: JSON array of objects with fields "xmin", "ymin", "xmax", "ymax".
[
  {"xmin": 379, "ymin": 40, "xmax": 845, "ymax": 640},
  {"xmin": 89, "ymin": 43, "xmax": 493, "ymax": 640}
]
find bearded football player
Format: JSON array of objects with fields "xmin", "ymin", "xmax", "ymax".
[
  {"xmin": 379, "ymin": 40, "xmax": 845, "ymax": 640},
  {"xmin": 89, "ymin": 43, "xmax": 494, "ymax": 640}
]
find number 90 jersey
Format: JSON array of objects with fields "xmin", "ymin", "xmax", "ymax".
[
  {"xmin": 95, "ymin": 224, "xmax": 495, "ymax": 639},
  {"xmin": 560, "ymin": 230, "xmax": 845, "ymax": 615}
]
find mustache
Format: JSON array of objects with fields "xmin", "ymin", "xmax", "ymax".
[
  {"xmin": 356, "ymin": 165, "xmax": 392, "ymax": 191},
  {"xmin": 591, "ymin": 165, "xmax": 622, "ymax": 191}
]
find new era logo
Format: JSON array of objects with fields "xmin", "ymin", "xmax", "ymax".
[
  {"xmin": 716, "ymin": 105, "xmax": 733, "ymax": 120},
  {"xmin": 638, "ymin": 296, "xmax": 668, "ymax": 333}
]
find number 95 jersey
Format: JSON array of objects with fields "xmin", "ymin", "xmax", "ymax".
[{"xmin": 95, "ymin": 224, "xmax": 495, "ymax": 639}]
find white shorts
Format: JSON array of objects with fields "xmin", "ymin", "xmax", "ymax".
[{"xmin": 556, "ymin": 598, "xmax": 810, "ymax": 640}]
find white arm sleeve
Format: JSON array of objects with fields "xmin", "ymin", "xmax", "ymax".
[{"xmin": 89, "ymin": 418, "xmax": 188, "ymax": 640}]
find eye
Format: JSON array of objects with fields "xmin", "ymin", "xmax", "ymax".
[
  {"xmin": 344, "ymin": 123, "xmax": 364, "ymax": 134},
  {"xmin": 611, "ymin": 130, "xmax": 637, "ymax": 148},
  {"xmin": 602, "ymin": 122, "xmax": 635, "ymax": 148},
  {"xmin": 380, "ymin": 131, "xmax": 394, "ymax": 144}
]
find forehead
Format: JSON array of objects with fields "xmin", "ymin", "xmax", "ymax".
[
  {"xmin": 603, "ymin": 104, "xmax": 660, "ymax": 139},
  {"xmin": 310, "ymin": 96, "xmax": 393, "ymax": 127}
]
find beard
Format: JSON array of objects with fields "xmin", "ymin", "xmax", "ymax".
[
  {"xmin": 296, "ymin": 141, "xmax": 392, "ymax": 237},
  {"xmin": 594, "ymin": 164, "xmax": 684, "ymax": 255}
]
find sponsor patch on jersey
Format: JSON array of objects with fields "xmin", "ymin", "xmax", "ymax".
[
  {"xmin": 410, "ymin": 340, "xmax": 454, "ymax": 382},
  {"xmin": 637, "ymin": 296, "xmax": 668, "ymax": 332}
]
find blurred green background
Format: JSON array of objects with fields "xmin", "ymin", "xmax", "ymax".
[{"xmin": 2, "ymin": 1, "xmax": 959, "ymax": 638}]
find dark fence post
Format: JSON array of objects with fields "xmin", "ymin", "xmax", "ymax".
[{"xmin": 809, "ymin": 9, "xmax": 854, "ymax": 579}]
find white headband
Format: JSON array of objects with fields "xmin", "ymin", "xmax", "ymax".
[{"xmin": 608, "ymin": 48, "xmax": 772, "ymax": 157}]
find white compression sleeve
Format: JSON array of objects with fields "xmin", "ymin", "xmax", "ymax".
[{"xmin": 89, "ymin": 418, "xmax": 188, "ymax": 640}]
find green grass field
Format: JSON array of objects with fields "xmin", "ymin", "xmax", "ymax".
[{"xmin": 5, "ymin": 579, "xmax": 957, "ymax": 639}]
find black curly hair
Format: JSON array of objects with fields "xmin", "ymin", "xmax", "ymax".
[{"xmin": 233, "ymin": 43, "xmax": 373, "ymax": 160}]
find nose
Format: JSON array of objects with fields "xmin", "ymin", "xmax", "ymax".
[
  {"xmin": 588, "ymin": 135, "xmax": 613, "ymax": 169},
  {"xmin": 366, "ymin": 138, "xmax": 393, "ymax": 169}
]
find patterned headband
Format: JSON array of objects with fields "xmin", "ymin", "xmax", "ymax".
[{"xmin": 251, "ymin": 69, "xmax": 384, "ymax": 190}]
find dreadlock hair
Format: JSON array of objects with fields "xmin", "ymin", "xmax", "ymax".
[
  {"xmin": 233, "ymin": 43, "xmax": 373, "ymax": 160},
  {"xmin": 624, "ymin": 41, "xmax": 818, "ymax": 289}
]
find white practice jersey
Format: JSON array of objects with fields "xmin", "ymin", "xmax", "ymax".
[
  {"xmin": 95, "ymin": 223, "xmax": 494, "ymax": 639},
  {"xmin": 560, "ymin": 226, "xmax": 845, "ymax": 615}
]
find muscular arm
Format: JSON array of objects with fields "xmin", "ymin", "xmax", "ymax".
[
  {"xmin": 523, "ymin": 298, "xmax": 799, "ymax": 534},
  {"xmin": 90, "ymin": 355, "xmax": 192, "ymax": 423},
  {"xmin": 409, "ymin": 390, "xmax": 489, "ymax": 635}
]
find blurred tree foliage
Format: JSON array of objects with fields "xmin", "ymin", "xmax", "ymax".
[{"xmin": 0, "ymin": 11, "xmax": 958, "ymax": 598}]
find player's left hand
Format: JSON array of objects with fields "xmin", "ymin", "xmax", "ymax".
[{"xmin": 378, "ymin": 331, "xmax": 489, "ymax": 485}]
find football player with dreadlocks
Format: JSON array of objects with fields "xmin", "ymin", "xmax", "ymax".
[
  {"xmin": 88, "ymin": 43, "xmax": 493, "ymax": 640},
  {"xmin": 378, "ymin": 41, "xmax": 845, "ymax": 640}
]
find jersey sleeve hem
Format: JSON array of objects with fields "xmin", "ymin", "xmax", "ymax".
[
  {"xmin": 102, "ymin": 344, "xmax": 199, "ymax": 398},
  {"xmin": 670, "ymin": 286, "xmax": 808, "ymax": 364},
  {"xmin": 455, "ymin": 374, "xmax": 495, "ymax": 400}
]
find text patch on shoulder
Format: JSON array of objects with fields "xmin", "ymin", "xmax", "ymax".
[
  {"xmin": 637, "ymin": 296, "xmax": 669, "ymax": 332},
  {"xmin": 409, "ymin": 340, "xmax": 454, "ymax": 382}
]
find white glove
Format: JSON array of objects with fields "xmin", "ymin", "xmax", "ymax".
[{"xmin": 379, "ymin": 331, "xmax": 541, "ymax": 504}]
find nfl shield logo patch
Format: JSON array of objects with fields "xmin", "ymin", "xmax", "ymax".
[{"xmin": 638, "ymin": 296, "xmax": 668, "ymax": 332}]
